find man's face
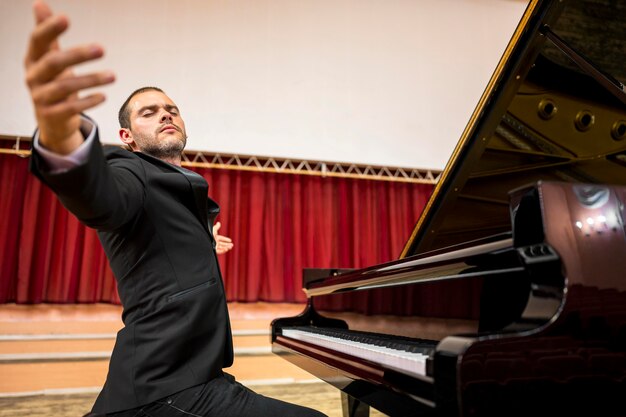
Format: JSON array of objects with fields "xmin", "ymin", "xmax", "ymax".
[{"xmin": 121, "ymin": 90, "xmax": 188, "ymax": 160}]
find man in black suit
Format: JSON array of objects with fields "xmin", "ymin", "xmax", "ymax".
[{"xmin": 24, "ymin": 2, "xmax": 327, "ymax": 416}]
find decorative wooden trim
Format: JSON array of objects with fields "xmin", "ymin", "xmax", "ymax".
[{"xmin": 0, "ymin": 135, "xmax": 440, "ymax": 184}]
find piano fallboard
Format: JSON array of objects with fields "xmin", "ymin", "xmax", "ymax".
[{"xmin": 272, "ymin": 181, "xmax": 626, "ymax": 416}]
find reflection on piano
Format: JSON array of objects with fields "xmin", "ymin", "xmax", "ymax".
[{"xmin": 271, "ymin": 0, "xmax": 626, "ymax": 415}]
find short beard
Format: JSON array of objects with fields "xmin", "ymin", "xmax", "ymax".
[{"xmin": 132, "ymin": 131, "xmax": 187, "ymax": 161}]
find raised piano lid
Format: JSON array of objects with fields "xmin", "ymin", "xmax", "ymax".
[
  {"xmin": 273, "ymin": 1, "xmax": 626, "ymax": 415},
  {"xmin": 301, "ymin": 0, "xmax": 626, "ymax": 334},
  {"xmin": 401, "ymin": 0, "xmax": 626, "ymax": 258}
]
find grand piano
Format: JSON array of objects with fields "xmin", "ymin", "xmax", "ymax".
[{"xmin": 271, "ymin": 0, "xmax": 626, "ymax": 415}]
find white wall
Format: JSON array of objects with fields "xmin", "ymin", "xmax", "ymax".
[{"xmin": 1, "ymin": 0, "xmax": 528, "ymax": 170}]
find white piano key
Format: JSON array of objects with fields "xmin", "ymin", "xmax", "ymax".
[{"xmin": 282, "ymin": 328, "xmax": 429, "ymax": 377}]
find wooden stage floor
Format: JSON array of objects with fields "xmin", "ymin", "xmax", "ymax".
[{"xmin": 0, "ymin": 302, "xmax": 388, "ymax": 417}]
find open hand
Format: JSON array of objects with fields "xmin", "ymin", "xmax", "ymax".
[
  {"xmin": 24, "ymin": 0, "xmax": 115, "ymax": 154},
  {"xmin": 212, "ymin": 222, "xmax": 234, "ymax": 255}
]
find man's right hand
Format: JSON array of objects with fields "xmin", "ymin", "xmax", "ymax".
[{"xmin": 24, "ymin": 0, "xmax": 115, "ymax": 155}]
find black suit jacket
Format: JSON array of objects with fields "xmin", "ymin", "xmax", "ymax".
[{"xmin": 30, "ymin": 129, "xmax": 234, "ymax": 414}]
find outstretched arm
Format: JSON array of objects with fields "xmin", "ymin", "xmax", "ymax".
[
  {"xmin": 26, "ymin": 2, "xmax": 147, "ymax": 231},
  {"xmin": 212, "ymin": 222, "xmax": 234, "ymax": 255},
  {"xmin": 24, "ymin": 0, "xmax": 114, "ymax": 154}
]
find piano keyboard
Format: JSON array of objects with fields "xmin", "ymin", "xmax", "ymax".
[{"xmin": 281, "ymin": 326, "xmax": 436, "ymax": 378}]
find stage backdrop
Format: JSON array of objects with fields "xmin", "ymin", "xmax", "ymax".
[{"xmin": 0, "ymin": 152, "xmax": 432, "ymax": 304}]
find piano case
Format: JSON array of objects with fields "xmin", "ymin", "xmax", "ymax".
[{"xmin": 272, "ymin": 0, "xmax": 626, "ymax": 415}]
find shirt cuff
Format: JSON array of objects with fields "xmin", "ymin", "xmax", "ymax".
[{"xmin": 33, "ymin": 117, "xmax": 97, "ymax": 173}]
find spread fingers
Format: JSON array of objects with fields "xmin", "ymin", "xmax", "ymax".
[
  {"xmin": 37, "ymin": 93, "xmax": 107, "ymax": 120},
  {"xmin": 32, "ymin": 71, "xmax": 116, "ymax": 106},
  {"xmin": 25, "ymin": 44, "xmax": 105, "ymax": 88}
]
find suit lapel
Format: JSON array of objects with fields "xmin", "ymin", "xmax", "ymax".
[
  {"xmin": 171, "ymin": 165, "xmax": 212, "ymax": 238},
  {"xmin": 134, "ymin": 152, "xmax": 213, "ymax": 240}
]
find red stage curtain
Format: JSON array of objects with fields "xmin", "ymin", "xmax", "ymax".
[{"xmin": 0, "ymin": 152, "xmax": 433, "ymax": 304}]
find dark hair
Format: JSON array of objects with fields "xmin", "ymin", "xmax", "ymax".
[{"xmin": 118, "ymin": 86, "xmax": 165, "ymax": 129}]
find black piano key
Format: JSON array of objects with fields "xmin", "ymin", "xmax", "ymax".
[{"xmin": 286, "ymin": 325, "xmax": 437, "ymax": 358}]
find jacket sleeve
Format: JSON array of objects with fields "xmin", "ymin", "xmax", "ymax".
[{"xmin": 29, "ymin": 127, "xmax": 146, "ymax": 232}]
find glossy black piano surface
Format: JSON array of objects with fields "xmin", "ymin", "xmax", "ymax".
[{"xmin": 272, "ymin": 0, "xmax": 626, "ymax": 416}]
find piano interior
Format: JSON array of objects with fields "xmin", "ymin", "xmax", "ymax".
[{"xmin": 272, "ymin": 0, "xmax": 626, "ymax": 416}]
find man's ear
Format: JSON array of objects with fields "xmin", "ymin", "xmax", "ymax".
[{"xmin": 119, "ymin": 128, "xmax": 136, "ymax": 150}]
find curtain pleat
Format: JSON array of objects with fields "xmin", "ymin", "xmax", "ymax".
[{"xmin": 0, "ymin": 153, "xmax": 432, "ymax": 304}]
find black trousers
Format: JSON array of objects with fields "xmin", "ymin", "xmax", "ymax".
[{"xmin": 103, "ymin": 373, "xmax": 328, "ymax": 417}]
